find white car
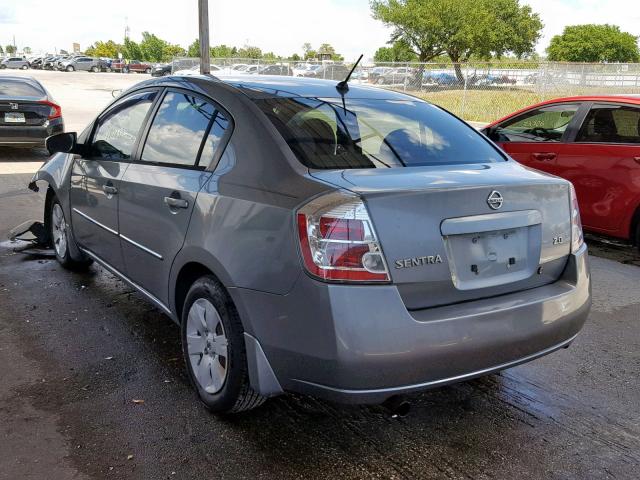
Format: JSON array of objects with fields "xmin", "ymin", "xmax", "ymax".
[{"xmin": 173, "ymin": 64, "xmax": 223, "ymax": 76}]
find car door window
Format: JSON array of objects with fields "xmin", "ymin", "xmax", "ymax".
[
  {"xmin": 199, "ymin": 111, "xmax": 230, "ymax": 168},
  {"xmin": 492, "ymin": 104, "xmax": 579, "ymax": 142},
  {"xmin": 141, "ymin": 91, "xmax": 225, "ymax": 167},
  {"xmin": 576, "ymin": 104, "xmax": 640, "ymax": 144},
  {"xmin": 91, "ymin": 90, "xmax": 157, "ymax": 160}
]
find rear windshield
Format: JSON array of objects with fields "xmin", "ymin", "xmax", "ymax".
[
  {"xmin": 254, "ymin": 97, "xmax": 503, "ymax": 169},
  {"xmin": 0, "ymin": 79, "xmax": 44, "ymax": 97}
]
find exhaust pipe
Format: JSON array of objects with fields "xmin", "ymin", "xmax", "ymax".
[{"xmin": 382, "ymin": 395, "xmax": 411, "ymax": 418}]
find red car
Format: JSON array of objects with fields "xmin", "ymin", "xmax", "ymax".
[
  {"xmin": 110, "ymin": 59, "xmax": 152, "ymax": 74},
  {"xmin": 483, "ymin": 95, "xmax": 640, "ymax": 248}
]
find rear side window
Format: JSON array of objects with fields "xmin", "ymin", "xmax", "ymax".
[
  {"xmin": 91, "ymin": 90, "xmax": 157, "ymax": 161},
  {"xmin": 492, "ymin": 104, "xmax": 579, "ymax": 142},
  {"xmin": 141, "ymin": 91, "xmax": 227, "ymax": 167},
  {"xmin": 254, "ymin": 96, "xmax": 503, "ymax": 169},
  {"xmin": 0, "ymin": 79, "xmax": 44, "ymax": 97},
  {"xmin": 576, "ymin": 104, "xmax": 640, "ymax": 144}
]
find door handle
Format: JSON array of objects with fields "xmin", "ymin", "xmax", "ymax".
[
  {"xmin": 103, "ymin": 185, "xmax": 118, "ymax": 195},
  {"xmin": 532, "ymin": 152, "xmax": 557, "ymax": 161},
  {"xmin": 164, "ymin": 196, "xmax": 189, "ymax": 209}
]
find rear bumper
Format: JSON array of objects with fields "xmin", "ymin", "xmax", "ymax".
[
  {"xmin": 0, "ymin": 118, "xmax": 63, "ymax": 146},
  {"xmin": 232, "ymin": 245, "xmax": 591, "ymax": 404}
]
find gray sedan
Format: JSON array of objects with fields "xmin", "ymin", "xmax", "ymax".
[
  {"xmin": 59, "ymin": 56, "xmax": 100, "ymax": 72},
  {"xmin": 33, "ymin": 75, "xmax": 591, "ymax": 414},
  {"xmin": 0, "ymin": 57, "xmax": 29, "ymax": 70}
]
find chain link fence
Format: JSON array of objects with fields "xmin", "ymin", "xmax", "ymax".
[{"xmin": 170, "ymin": 58, "xmax": 640, "ymax": 123}]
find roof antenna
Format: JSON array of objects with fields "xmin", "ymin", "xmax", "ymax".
[{"xmin": 336, "ymin": 54, "xmax": 364, "ymax": 95}]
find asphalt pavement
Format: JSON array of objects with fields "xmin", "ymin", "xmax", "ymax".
[{"xmin": 1, "ymin": 70, "xmax": 639, "ymax": 480}]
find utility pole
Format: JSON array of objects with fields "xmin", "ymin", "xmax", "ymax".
[{"xmin": 198, "ymin": 0, "xmax": 211, "ymax": 74}]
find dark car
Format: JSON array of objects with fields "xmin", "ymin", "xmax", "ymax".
[
  {"xmin": 260, "ymin": 64, "xmax": 293, "ymax": 76},
  {"xmin": 302, "ymin": 63, "xmax": 350, "ymax": 80},
  {"xmin": 42, "ymin": 56, "xmax": 58, "ymax": 70},
  {"xmin": 0, "ymin": 75, "xmax": 63, "ymax": 148},
  {"xmin": 29, "ymin": 57, "xmax": 44, "ymax": 69},
  {"xmin": 151, "ymin": 63, "xmax": 172, "ymax": 77},
  {"xmin": 34, "ymin": 74, "xmax": 589, "ymax": 413}
]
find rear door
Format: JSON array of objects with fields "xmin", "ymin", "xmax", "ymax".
[
  {"xmin": 555, "ymin": 102, "xmax": 640, "ymax": 235},
  {"xmin": 117, "ymin": 89, "xmax": 231, "ymax": 305},
  {"xmin": 69, "ymin": 89, "xmax": 159, "ymax": 272},
  {"xmin": 487, "ymin": 102, "xmax": 584, "ymax": 176}
]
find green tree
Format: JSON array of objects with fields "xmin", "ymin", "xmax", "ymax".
[
  {"xmin": 23, "ymin": 46, "xmax": 31, "ymax": 54},
  {"xmin": 122, "ymin": 38, "xmax": 143, "ymax": 60},
  {"xmin": 210, "ymin": 44, "xmax": 235, "ymax": 58},
  {"xmin": 5, "ymin": 45, "xmax": 16, "ymax": 55},
  {"xmin": 302, "ymin": 42, "xmax": 313, "ymax": 58},
  {"xmin": 86, "ymin": 40, "xmax": 121, "ymax": 58},
  {"xmin": 238, "ymin": 45, "xmax": 262, "ymax": 59},
  {"xmin": 547, "ymin": 24, "xmax": 639, "ymax": 63},
  {"xmin": 164, "ymin": 44, "xmax": 186, "ymax": 60},
  {"xmin": 371, "ymin": 0, "xmax": 542, "ymax": 81},
  {"xmin": 374, "ymin": 40, "xmax": 417, "ymax": 62},
  {"xmin": 140, "ymin": 32, "xmax": 167, "ymax": 62},
  {"xmin": 187, "ymin": 39, "xmax": 200, "ymax": 58},
  {"xmin": 263, "ymin": 51, "xmax": 279, "ymax": 61},
  {"xmin": 290, "ymin": 53, "xmax": 301, "ymax": 61}
]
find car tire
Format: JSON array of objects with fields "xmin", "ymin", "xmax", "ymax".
[
  {"xmin": 634, "ymin": 221, "xmax": 640, "ymax": 253},
  {"xmin": 123, "ymin": 67, "xmax": 129, "ymax": 74},
  {"xmin": 105, "ymin": 67, "xmax": 112, "ymax": 73},
  {"xmin": 91, "ymin": 66, "xmax": 99, "ymax": 73},
  {"xmin": 145, "ymin": 68, "xmax": 151, "ymax": 74},
  {"xmin": 181, "ymin": 275, "xmax": 266, "ymax": 414},
  {"xmin": 66, "ymin": 65, "xmax": 74, "ymax": 72},
  {"xmin": 21, "ymin": 64, "xmax": 28, "ymax": 70},
  {"xmin": 377, "ymin": 78, "xmax": 385, "ymax": 85},
  {"xmin": 48, "ymin": 196, "xmax": 93, "ymax": 271}
]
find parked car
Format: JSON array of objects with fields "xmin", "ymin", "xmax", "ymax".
[
  {"xmin": 34, "ymin": 75, "xmax": 590, "ymax": 414},
  {"xmin": 302, "ymin": 63, "xmax": 350, "ymax": 80},
  {"xmin": 42, "ymin": 56, "xmax": 59, "ymax": 70},
  {"xmin": 97, "ymin": 58, "xmax": 114, "ymax": 72},
  {"xmin": 369, "ymin": 66, "xmax": 394, "ymax": 83},
  {"xmin": 483, "ymin": 95, "xmax": 640, "ymax": 248},
  {"xmin": 59, "ymin": 56, "xmax": 101, "ymax": 72},
  {"xmin": 0, "ymin": 57, "xmax": 29, "ymax": 70},
  {"xmin": 151, "ymin": 63, "xmax": 172, "ymax": 77},
  {"xmin": 173, "ymin": 64, "xmax": 222, "ymax": 76},
  {"xmin": 0, "ymin": 75, "xmax": 63, "ymax": 147},
  {"xmin": 259, "ymin": 64, "xmax": 293, "ymax": 76},
  {"xmin": 29, "ymin": 57, "xmax": 44, "ymax": 69},
  {"xmin": 375, "ymin": 67, "xmax": 415, "ymax": 85},
  {"xmin": 111, "ymin": 60, "xmax": 153, "ymax": 74}
]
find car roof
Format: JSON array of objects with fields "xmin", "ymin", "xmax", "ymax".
[
  {"xmin": 135, "ymin": 74, "xmax": 421, "ymax": 101},
  {"xmin": 487, "ymin": 94, "xmax": 640, "ymax": 127}
]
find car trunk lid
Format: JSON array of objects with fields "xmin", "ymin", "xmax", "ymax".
[
  {"xmin": 310, "ymin": 162, "xmax": 571, "ymax": 310},
  {"xmin": 0, "ymin": 98, "xmax": 51, "ymax": 127}
]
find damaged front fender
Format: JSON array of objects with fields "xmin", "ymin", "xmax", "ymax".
[{"xmin": 28, "ymin": 152, "xmax": 74, "ymax": 194}]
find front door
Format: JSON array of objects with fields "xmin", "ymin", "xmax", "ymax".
[
  {"xmin": 117, "ymin": 89, "xmax": 231, "ymax": 305},
  {"xmin": 69, "ymin": 89, "xmax": 158, "ymax": 272},
  {"xmin": 555, "ymin": 102, "xmax": 640, "ymax": 235},
  {"xmin": 488, "ymin": 102, "xmax": 583, "ymax": 176}
]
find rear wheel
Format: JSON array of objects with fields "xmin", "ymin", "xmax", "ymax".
[
  {"xmin": 181, "ymin": 276, "xmax": 266, "ymax": 414},
  {"xmin": 91, "ymin": 66, "xmax": 99, "ymax": 72},
  {"xmin": 145, "ymin": 68, "xmax": 151, "ymax": 74},
  {"xmin": 48, "ymin": 196, "xmax": 92, "ymax": 270},
  {"xmin": 66, "ymin": 65, "xmax": 74, "ymax": 72},
  {"xmin": 105, "ymin": 67, "xmax": 112, "ymax": 73},
  {"xmin": 123, "ymin": 67, "xmax": 129, "ymax": 74},
  {"xmin": 21, "ymin": 64, "xmax": 28, "ymax": 70}
]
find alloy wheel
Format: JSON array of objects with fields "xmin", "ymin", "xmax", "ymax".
[
  {"xmin": 51, "ymin": 203, "xmax": 68, "ymax": 258},
  {"xmin": 186, "ymin": 298, "xmax": 229, "ymax": 394}
]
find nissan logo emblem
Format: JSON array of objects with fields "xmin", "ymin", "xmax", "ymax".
[{"xmin": 487, "ymin": 191, "xmax": 503, "ymax": 210}]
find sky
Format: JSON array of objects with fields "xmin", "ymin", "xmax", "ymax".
[{"xmin": 0, "ymin": 0, "xmax": 639, "ymax": 60}]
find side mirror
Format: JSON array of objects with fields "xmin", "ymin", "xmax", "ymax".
[{"xmin": 46, "ymin": 132, "xmax": 84, "ymax": 155}]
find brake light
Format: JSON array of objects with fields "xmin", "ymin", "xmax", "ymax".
[
  {"xmin": 570, "ymin": 184, "xmax": 584, "ymax": 253},
  {"xmin": 297, "ymin": 191, "xmax": 390, "ymax": 282},
  {"xmin": 40, "ymin": 100, "xmax": 61, "ymax": 119}
]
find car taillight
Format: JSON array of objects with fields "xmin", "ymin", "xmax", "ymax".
[
  {"xmin": 570, "ymin": 184, "xmax": 584, "ymax": 253},
  {"xmin": 297, "ymin": 191, "xmax": 390, "ymax": 282},
  {"xmin": 41, "ymin": 100, "xmax": 61, "ymax": 119}
]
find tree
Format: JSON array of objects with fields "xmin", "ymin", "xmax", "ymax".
[
  {"xmin": 302, "ymin": 42, "xmax": 313, "ymax": 57},
  {"xmin": 210, "ymin": 44, "xmax": 235, "ymax": 58},
  {"xmin": 122, "ymin": 38, "xmax": 143, "ymax": 60},
  {"xmin": 164, "ymin": 44, "xmax": 186, "ymax": 60},
  {"xmin": 86, "ymin": 40, "xmax": 121, "ymax": 58},
  {"xmin": 5, "ymin": 45, "xmax": 16, "ymax": 55},
  {"xmin": 374, "ymin": 40, "xmax": 417, "ymax": 62},
  {"xmin": 187, "ymin": 39, "xmax": 200, "ymax": 58},
  {"xmin": 238, "ymin": 45, "xmax": 262, "ymax": 59},
  {"xmin": 140, "ymin": 32, "xmax": 167, "ymax": 62},
  {"xmin": 290, "ymin": 53, "xmax": 301, "ymax": 61},
  {"xmin": 547, "ymin": 24, "xmax": 640, "ymax": 63},
  {"xmin": 0, "ymin": 46, "xmax": 3, "ymax": 55},
  {"xmin": 371, "ymin": 0, "xmax": 542, "ymax": 81},
  {"xmin": 23, "ymin": 46, "xmax": 31, "ymax": 54},
  {"xmin": 263, "ymin": 51, "xmax": 279, "ymax": 61}
]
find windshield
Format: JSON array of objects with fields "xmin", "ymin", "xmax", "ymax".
[{"xmin": 254, "ymin": 97, "xmax": 504, "ymax": 169}]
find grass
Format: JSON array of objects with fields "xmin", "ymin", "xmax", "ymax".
[{"xmin": 401, "ymin": 86, "xmax": 640, "ymax": 123}]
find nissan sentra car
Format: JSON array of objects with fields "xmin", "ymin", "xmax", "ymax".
[{"xmin": 31, "ymin": 75, "xmax": 591, "ymax": 414}]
